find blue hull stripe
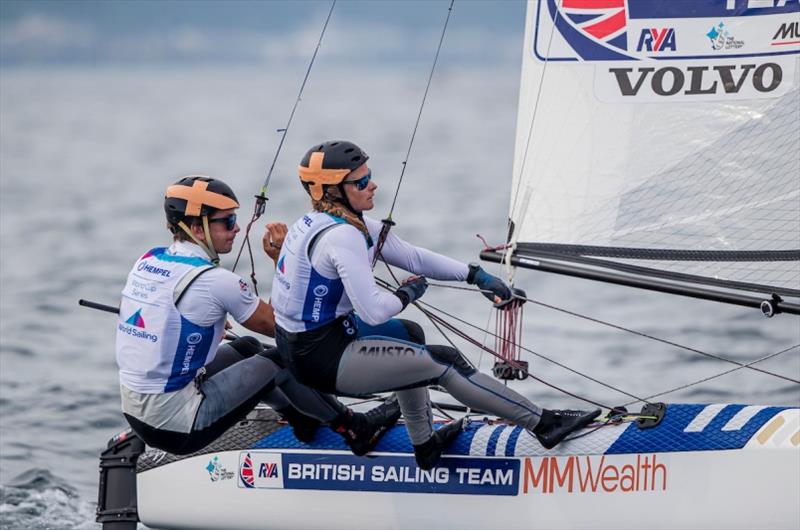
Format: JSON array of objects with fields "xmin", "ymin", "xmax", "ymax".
[{"xmin": 250, "ymin": 404, "xmax": 795, "ymax": 456}]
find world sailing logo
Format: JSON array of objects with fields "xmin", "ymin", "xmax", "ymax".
[
  {"xmin": 118, "ymin": 309, "xmax": 158, "ymax": 343},
  {"xmin": 125, "ymin": 309, "xmax": 145, "ymax": 328}
]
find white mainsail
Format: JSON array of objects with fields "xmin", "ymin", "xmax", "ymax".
[{"xmin": 506, "ymin": 0, "xmax": 800, "ymax": 302}]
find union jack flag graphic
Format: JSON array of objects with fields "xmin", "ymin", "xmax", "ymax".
[
  {"xmin": 240, "ymin": 452, "xmax": 255, "ymax": 488},
  {"xmin": 560, "ymin": 0, "xmax": 628, "ymax": 49},
  {"xmin": 544, "ymin": 0, "xmax": 633, "ymax": 60}
]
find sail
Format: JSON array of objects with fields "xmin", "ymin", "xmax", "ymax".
[{"xmin": 494, "ymin": 0, "xmax": 800, "ymax": 309}]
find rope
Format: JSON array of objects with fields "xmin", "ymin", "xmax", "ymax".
[
  {"xmin": 623, "ymin": 343, "xmax": 800, "ymax": 406},
  {"xmin": 425, "ymin": 281, "xmax": 800, "ymax": 385},
  {"xmin": 371, "ymin": 0, "xmax": 455, "ymax": 268},
  {"xmin": 374, "ymin": 276, "xmax": 645, "ymax": 412},
  {"xmin": 233, "ymin": 0, "xmax": 337, "ymax": 275}
]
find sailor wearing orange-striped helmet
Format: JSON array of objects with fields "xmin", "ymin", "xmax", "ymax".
[
  {"xmin": 114, "ymin": 175, "xmax": 400, "ymax": 457},
  {"xmin": 164, "ymin": 175, "xmax": 241, "ymax": 265},
  {"xmin": 272, "ymin": 141, "xmax": 601, "ymax": 470}
]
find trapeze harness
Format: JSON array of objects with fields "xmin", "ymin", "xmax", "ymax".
[
  {"xmin": 273, "ymin": 212, "xmax": 544, "ymax": 445},
  {"xmin": 116, "ymin": 241, "xmax": 347, "ymax": 454}
]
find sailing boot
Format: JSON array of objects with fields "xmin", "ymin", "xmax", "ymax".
[
  {"xmin": 276, "ymin": 405, "xmax": 321, "ymax": 443},
  {"xmin": 334, "ymin": 398, "xmax": 402, "ymax": 456},
  {"xmin": 413, "ymin": 418, "xmax": 464, "ymax": 471},
  {"xmin": 532, "ymin": 408, "xmax": 601, "ymax": 449}
]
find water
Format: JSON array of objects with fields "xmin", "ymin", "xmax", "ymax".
[{"xmin": 1, "ymin": 66, "xmax": 798, "ymax": 529}]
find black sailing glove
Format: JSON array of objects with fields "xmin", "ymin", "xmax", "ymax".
[
  {"xmin": 467, "ymin": 263, "xmax": 513, "ymax": 305},
  {"xmin": 394, "ymin": 276, "xmax": 428, "ymax": 308}
]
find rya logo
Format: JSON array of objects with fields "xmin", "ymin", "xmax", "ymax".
[
  {"xmin": 259, "ymin": 462, "xmax": 279, "ymax": 479},
  {"xmin": 239, "ymin": 452, "xmax": 284, "ymax": 489},
  {"xmin": 636, "ymin": 28, "xmax": 676, "ymax": 52}
]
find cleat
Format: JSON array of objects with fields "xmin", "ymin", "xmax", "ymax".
[
  {"xmin": 532, "ymin": 408, "xmax": 601, "ymax": 449},
  {"xmin": 413, "ymin": 418, "xmax": 464, "ymax": 470},
  {"xmin": 341, "ymin": 397, "xmax": 402, "ymax": 456}
]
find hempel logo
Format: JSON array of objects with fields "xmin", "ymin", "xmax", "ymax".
[
  {"xmin": 137, "ymin": 260, "xmax": 171, "ymax": 277},
  {"xmin": 310, "ymin": 285, "xmax": 329, "ymax": 322},
  {"xmin": 179, "ymin": 332, "xmax": 204, "ymax": 375}
]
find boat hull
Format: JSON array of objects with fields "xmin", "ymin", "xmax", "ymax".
[{"xmin": 134, "ymin": 404, "xmax": 799, "ymax": 529}]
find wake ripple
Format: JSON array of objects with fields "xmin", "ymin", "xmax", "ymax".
[{"xmin": 0, "ymin": 468, "xmax": 98, "ymax": 529}]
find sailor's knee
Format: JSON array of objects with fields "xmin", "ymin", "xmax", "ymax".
[
  {"xmin": 230, "ymin": 336, "xmax": 264, "ymax": 358},
  {"xmin": 399, "ymin": 319, "xmax": 425, "ymax": 345},
  {"xmin": 427, "ymin": 345, "xmax": 475, "ymax": 376},
  {"xmin": 256, "ymin": 346, "xmax": 284, "ymax": 367}
]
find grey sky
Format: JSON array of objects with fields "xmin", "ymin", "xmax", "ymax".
[{"xmin": 1, "ymin": 0, "xmax": 527, "ymax": 67}]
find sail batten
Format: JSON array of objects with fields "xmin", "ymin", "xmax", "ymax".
[{"xmin": 500, "ymin": 0, "xmax": 800, "ymax": 305}]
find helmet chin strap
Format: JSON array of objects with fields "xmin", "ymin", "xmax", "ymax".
[{"xmin": 177, "ymin": 218, "xmax": 220, "ymax": 266}]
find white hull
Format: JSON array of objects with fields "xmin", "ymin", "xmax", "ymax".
[
  {"xmin": 138, "ymin": 448, "xmax": 798, "ymax": 530},
  {"xmin": 134, "ymin": 405, "xmax": 800, "ymax": 530}
]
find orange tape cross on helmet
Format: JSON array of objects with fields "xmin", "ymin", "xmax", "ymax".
[
  {"xmin": 298, "ymin": 152, "xmax": 351, "ymax": 201},
  {"xmin": 166, "ymin": 178, "xmax": 239, "ymax": 217}
]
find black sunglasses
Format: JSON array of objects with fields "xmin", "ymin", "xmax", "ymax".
[
  {"xmin": 343, "ymin": 170, "xmax": 372, "ymax": 191},
  {"xmin": 208, "ymin": 214, "xmax": 237, "ymax": 231}
]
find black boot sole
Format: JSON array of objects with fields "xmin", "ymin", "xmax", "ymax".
[
  {"xmin": 347, "ymin": 401, "xmax": 402, "ymax": 456},
  {"xmin": 535, "ymin": 408, "xmax": 601, "ymax": 450},
  {"xmin": 414, "ymin": 418, "xmax": 464, "ymax": 470}
]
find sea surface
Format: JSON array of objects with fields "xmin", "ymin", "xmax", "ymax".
[{"xmin": 1, "ymin": 66, "xmax": 798, "ymax": 529}]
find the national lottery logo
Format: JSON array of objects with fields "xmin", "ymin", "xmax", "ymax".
[
  {"xmin": 238, "ymin": 279, "xmax": 251, "ymax": 294},
  {"xmin": 706, "ymin": 21, "xmax": 744, "ymax": 51},
  {"xmin": 239, "ymin": 452, "xmax": 284, "ymax": 489},
  {"xmin": 206, "ymin": 455, "xmax": 234, "ymax": 482}
]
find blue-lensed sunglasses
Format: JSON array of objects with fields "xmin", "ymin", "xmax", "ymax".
[
  {"xmin": 344, "ymin": 170, "xmax": 372, "ymax": 191},
  {"xmin": 208, "ymin": 214, "xmax": 237, "ymax": 231}
]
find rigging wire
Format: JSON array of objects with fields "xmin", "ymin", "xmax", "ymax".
[
  {"xmin": 409, "ymin": 287, "xmax": 650, "ymax": 404},
  {"xmin": 425, "ymin": 281, "xmax": 800, "ymax": 385},
  {"xmin": 623, "ymin": 343, "xmax": 800, "ymax": 407},
  {"xmin": 373, "ymin": 276, "xmax": 648, "ymax": 412},
  {"xmin": 232, "ymin": 0, "xmax": 338, "ymax": 283},
  {"xmin": 371, "ymin": 0, "xmax": 456, "ymax": 268}
]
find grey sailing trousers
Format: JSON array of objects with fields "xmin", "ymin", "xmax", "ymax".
[{"xmin": 334, "ymin": 337, "xmax": 542, "ymax": 445}]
